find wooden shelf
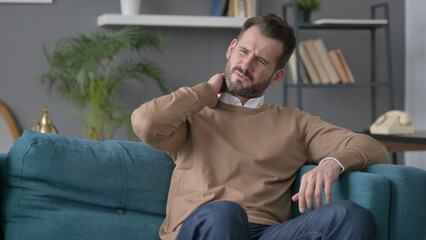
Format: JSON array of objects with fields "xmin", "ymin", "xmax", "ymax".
[{"xmin": 97, "ymin": 14, "xmax": 247, "ymax": 29}]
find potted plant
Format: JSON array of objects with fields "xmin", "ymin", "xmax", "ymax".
[
  {"xmin": 120, "ymin": 0, "xmax": 141, "ymax": 15},
  {"xmin": 41, "ymin": 26, "xmax": 168, "ymax": 141},
  {"xmin": 293, "ymin": 0, "xmax": 320, "ymax": 23}
]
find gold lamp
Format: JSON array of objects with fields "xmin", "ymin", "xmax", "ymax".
[{"xmin": 33, "ymin": 107, "xmax": 58, "ymax": 134}]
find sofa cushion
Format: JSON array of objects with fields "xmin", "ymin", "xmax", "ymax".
[{"xmin": 2, "ymin": 131, "xmax": 175, "ymax": 240}]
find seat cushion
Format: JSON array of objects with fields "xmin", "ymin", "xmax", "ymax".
[{"xmin": 2, "ymin": 131, "xmax": 175, "ymax": 240}]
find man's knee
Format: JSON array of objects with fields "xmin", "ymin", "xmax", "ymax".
[
  {"xmin": 330, "ymin": 200, "xmax": 374, "ymax": 224},
  {"xmin": 200, "ymin": 201, "xmax": 248, "ymax": 225},
  {"xmin": 327, "ymin": 200, "xmax": 376, "ymax": 239},
  {"xmin": 177, "ymin": 201, "xmax": 250, "ymax": 240}
]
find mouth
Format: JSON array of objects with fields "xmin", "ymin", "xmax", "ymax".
[
  {"xmin": 234, "ymin": 71, "xmax": 248, "ymax": 82},
  {"xmin": 233, "ymin": 68, "xmax": 253, "ymax": 83}
]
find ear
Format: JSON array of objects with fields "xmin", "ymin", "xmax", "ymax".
[
  {"xmin": 270, "ymin": 69, "xmax": 286, "ymax": 86},
  {"xmin": 226, "ymin": 39, "xmax": 238, "ymax": 59}
]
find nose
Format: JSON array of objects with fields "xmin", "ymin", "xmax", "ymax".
[{"xmin": 240, "ymin": 54, "xmax": 255, "ymax": 73}]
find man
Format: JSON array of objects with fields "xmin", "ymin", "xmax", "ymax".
[{"xmin": 132, "ymin": 14, "xmax": 389, "ymax": 240}]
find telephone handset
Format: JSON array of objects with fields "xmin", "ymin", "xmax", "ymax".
[{"xmin": 369, "ymin": 110, "xmax": 414, "ymax": 135}]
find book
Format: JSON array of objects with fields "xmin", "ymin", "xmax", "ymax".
[
  {"xmin": 288, "ymin": 53, "xmax": 297, "ymax": 84},
  {"xmin": 303, "ymin": 39, "xmax": 330, "ymax": 84},
  {"xmin": 230, "ymin": 0, "xmax": 245, "ymax": 18},
  {"xmin": 328, "ymin": 50, "xmax": 347, "ymax": 83},
  {"xmin": 226, "ymin": 0, "xmax": 256, "ymax": 18},
  {"xmin": 288, "ymin": 52, "xmax": 311, "ymax": 84},
  {"xmin": 246, "ymin": 0, "xmax": 257, "ymax": 18},
  {"xmin": 211, "ymin": 0, "xmax": 228, "ymax": 16},
  {"xmin": 312, "ymin": 38, "xmax": 340, "ymax": 84},
  {"xmin": 299, "ymin": 41, "xmax": 321, "ymax": 84},
  {"xmin": 238, "ymin": 0, "xmax": 246, "ymax": 18},
  {"xmin": 313, "ymin": 18, "xmax": 388, "ymax": 25},
  {"xmin": 300, "ymin": 61, "xmax": 311, "ymax": 84},
  {"xmin": 336, "ymin": 49, "xmax": 355, "ymax": 83},
  {"xmin": 227, "ymin": 0, "xmax": 234, "ymax": 17}
]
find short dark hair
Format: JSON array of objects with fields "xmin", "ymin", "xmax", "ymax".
[{"xmin": 238, "ymin": 13, "xmax": 296, "ymax": 70}]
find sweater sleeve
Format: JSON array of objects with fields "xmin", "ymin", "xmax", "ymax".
[
  {"xmin": 298, "ymin": 111, "xmax": 389, "ymax": 173},
  {"xmin": 132, "ymin": 82, "xmax": 215, "ymax": 153}
]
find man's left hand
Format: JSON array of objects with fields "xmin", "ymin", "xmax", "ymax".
[{"xmin": 291, "ymin": 160, "xmax": 341, "ymax": 213}]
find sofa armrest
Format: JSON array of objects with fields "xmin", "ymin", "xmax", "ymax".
[
  {"xmin": 364, "ymin": 164, "xmax": 426, "ymax": 240},
  {"xmin": 292, "ymin": 165, "xmax": 390, "ymax": 240}
]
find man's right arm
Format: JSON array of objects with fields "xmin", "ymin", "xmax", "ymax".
[{"xmin": 132, "ymin": 76, "xmax": 222, "ymax": 153}]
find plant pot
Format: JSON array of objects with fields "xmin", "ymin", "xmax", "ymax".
[
  {"xmin": 299, "ymin": 11, "xmax": 311, "ymax": 23},
  {"xmin": 120, "ymin": 0, "xmax": 141, "ymax": 15}
]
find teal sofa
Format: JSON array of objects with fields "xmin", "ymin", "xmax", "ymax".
[{"xmin": 1, "ymin": 131, "xmax": 425, "ymax": 240}]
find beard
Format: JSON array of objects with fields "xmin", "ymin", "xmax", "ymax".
[{"xmin": 224, "ymin": 60, "xmax": 272, "ymax": 99}]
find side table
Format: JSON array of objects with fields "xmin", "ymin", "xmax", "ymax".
[{"xmin": 364, "ymin": 130, "xmax": 426, "ymax": 164}]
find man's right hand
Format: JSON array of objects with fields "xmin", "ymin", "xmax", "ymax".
[{"xmin": 207, "ymin": 73, "xmax": 226, "ymax": 108}]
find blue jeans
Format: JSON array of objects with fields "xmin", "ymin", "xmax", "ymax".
[{"xmin": 176, "ymin": 200, "xmax": 375, "ymax": 240}]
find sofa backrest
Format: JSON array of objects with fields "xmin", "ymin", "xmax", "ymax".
[{"xmin": 2, "ymin": 131, "xmax": 175, "ymax": 240}]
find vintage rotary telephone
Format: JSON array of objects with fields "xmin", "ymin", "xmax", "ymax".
[{"xmin": 369, "ymin": 110, "xmax": 414, "ymax": 135}]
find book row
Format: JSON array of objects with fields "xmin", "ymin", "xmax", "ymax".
[
  {"xmin": 288, "ymin": 38, "xmax": 355, "ymax": 85},
  {"xmin": 211, "ymin": 0, "xmax": 257, "ymax": 18}
]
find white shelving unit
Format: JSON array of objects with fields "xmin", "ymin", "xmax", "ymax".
[{"xmin": 97, "ymin": 14, "xmax": 247, "ymax": 29}]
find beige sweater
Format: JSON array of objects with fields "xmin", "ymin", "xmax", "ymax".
[{"xmin": 132, "ymin": 82, "xmax": 389, "ymax": 240}]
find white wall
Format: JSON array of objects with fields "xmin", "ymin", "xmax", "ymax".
[{"xmin": 405, "ymin": 0, "xmax": 426, "ymax": 170}]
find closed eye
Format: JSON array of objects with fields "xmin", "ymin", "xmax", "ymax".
[
  {"xmin": 257, "ymin": 57, "xmax": 267, "ymax": 65},
  {"xmin": 239, "ymin": 46, "xmax": 269, "ymax": 65},
  {"xmin": 257, "ymin": 56, "xmax": 269, "ymax": 66},
  {"xmin": 240, "ymin": 47, "xmax": 249, "ymax": 54}
]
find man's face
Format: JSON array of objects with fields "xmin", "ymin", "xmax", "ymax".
[{"xmin": 224, "ymin": 26, "xmax": 285, "ymax": 100}]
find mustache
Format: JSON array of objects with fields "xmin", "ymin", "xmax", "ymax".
[{"xmin": 232, "ymin": 67, "xmax": 254, "ymax": 82}]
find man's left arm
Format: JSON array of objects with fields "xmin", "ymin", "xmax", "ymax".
[{"xmin": 292, "ymin": 111, "xmax": 389, "ymax": 213}]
